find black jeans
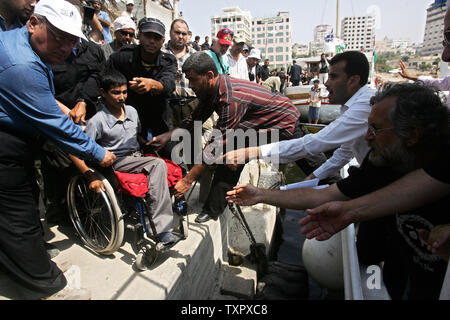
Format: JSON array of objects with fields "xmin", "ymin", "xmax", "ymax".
[{"xmin": 0, "ymin": 129, "xmax": 66, "ymax": 296}]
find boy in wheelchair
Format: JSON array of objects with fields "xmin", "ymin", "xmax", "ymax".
[{"xmin": 70, "ymin": 70, "xmax": 182, "ymax": 246}]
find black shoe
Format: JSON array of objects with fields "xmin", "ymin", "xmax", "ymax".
[{"xmin": 195, "ymin": 213, "xmax": 217, "ymax": 223}]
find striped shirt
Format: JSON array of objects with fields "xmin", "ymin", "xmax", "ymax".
[
  {"xmin": 162, "ymin": 42, "xmax": 197, "ymax": 97},
  {"xmin": 180, "ymin": 75, "xmax": 300, "ymax": 159}
]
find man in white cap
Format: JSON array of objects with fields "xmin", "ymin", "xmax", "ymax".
[
  {"xmin": 102, "ymin": 15, "xmax": 136, "ymax": 59},
  {"xmin": 121, "ymin": 0, "xmax": 137, "ymax": 24},
  {"xmin": 226, "ymin": 36, "xmax": 249, "ymax": 81},
  {"xmin": 0, "ymin": 0, "xmax": 115, "ymax": 299},
  {"xmin": 246, "ymin": 48, "xmax": 261, "ymax": 83}
]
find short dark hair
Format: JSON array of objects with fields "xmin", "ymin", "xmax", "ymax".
[
  {"xmin": 170, "ymin": 18, "xmax": 189, "ymax": 32},
  {"xmin": 195, "ymin": 36, "xmax": 200, "ymax": 40},
  {"xmin": 99, "ymin": 70, "xmax": 127, "ymax": 91},
  {"xmin": 329, "ymin": 51, "xmax": 369, "ymax": 86},
  {"xmin": 182, "ymin": 51, "xmax": 218, "ymax": 76},
  {"xmin": 370, "ymin": 82, "xmax": 450, "ymax": 152}
]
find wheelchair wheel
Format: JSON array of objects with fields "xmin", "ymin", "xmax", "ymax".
[
  {"xmin": 135, "ymin": 244, "xmax": 158, "ymax": 271},
  {"xmin": 67, "ymin": 170, "xmax": 124, "ymax": 255}
]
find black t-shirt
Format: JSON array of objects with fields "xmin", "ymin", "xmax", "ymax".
[
  {"xmin": 337, "ymin": 154, "xmax": 449, "ymax": 300},
  {"xmin": 424, "ymin": 145, "xmax": 450, "ymax": 184}
]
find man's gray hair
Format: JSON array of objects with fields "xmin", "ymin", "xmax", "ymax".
[{"xmin": 370, "ymin": 82, "xmax": 450, "ymax": 151}]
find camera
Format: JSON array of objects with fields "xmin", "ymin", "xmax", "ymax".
[{"xmin": 82, "ymin": 2, "xmax": 95, "ymax": 22}]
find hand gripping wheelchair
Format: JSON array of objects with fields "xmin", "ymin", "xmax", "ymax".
[{"xmin": 66, "ymin": 156, "xmax": 189, "ymax": 271}]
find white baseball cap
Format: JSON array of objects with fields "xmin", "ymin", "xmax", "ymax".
[
  {"xmin": 114, "ymin": 16, "xmax": 136, "ymax": 32},
  {"xmin": 248, "ymin": 48, "xmax": 261, "ymax": 60},
  {"xmin": 34, "ymin": 0, "xmax": 87, "ymax": 40},
  {"xmin": 126, "ymin": 0, "xmax": 135, "ymax": 5}
]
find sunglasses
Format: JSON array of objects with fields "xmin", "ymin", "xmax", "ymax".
[
  {"xmin": 220, "ymin": 29, "xmax": 234, "ymax": 37},
  {"xmin": 119, "ymin": 30, "xmax": 135, "ymax": 38}
]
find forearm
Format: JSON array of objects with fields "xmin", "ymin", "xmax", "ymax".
[
  {"xmin": 55, "ymin": 99, "xmax": 71, "ymax": 115},
  {"xmin": 183, "ymin": 164, "xmax": 208, "ymax": 183},
  {"xmin": 258, "ymin": 185, "xmax": 345, "ymax": 211},
  {"xmin": 347, "ymin": 169, "xmax": 450, "ymax": 222},
  {"xmin": 69, "ymin": 154, "xmax": 91, "ymax": 175}
]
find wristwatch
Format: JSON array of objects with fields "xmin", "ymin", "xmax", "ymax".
[{"xmin": 76, "ymin": 98, "xmax": 85, "ymax": 104}]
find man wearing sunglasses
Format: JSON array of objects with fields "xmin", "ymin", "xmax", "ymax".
[
  {"xmin": 106, "ymin": 17, "xmax": 177, "ymax": 156},
  {"xmin": 0, "ymin": 0, "xmax": 38, "ymax": 31},
  {"xmin": 102, "ymin": 15, "xmax": 135, "ymax": 60},
  {"xmin": 0, "ymin": 0, "xmax": 116, "ymax": 300},
  {"xmin": 206, "ymin": 28, "xmax": 233, "ymax": 75}
]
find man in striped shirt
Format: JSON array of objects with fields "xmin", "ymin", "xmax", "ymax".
[{"xmin": 152, "ymin": 51, "xmax": 333, "ymax": 223}]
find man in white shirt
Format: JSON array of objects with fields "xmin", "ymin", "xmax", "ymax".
[
  {"xmin": 224, "ymin": 50, "xmax": 376, "ymax": 182},
  {"xmin": 226, "ymin": 37, "xmax": 249, "ymax": 81}
]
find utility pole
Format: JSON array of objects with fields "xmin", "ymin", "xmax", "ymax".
[{"xmin": 336, "ymin": 0, "xmax": 340, "ymax": 37}]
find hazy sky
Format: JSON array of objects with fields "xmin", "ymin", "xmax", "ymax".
[{"xmin": 179, "ymin": 0, "xmax": 435, "ymax": 45}]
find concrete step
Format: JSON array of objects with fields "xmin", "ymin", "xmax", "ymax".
[{"xmin": 0, "ymin": 161, "xmax": 279, "ymax": 300}]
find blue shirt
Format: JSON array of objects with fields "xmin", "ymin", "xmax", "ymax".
[
  {"xmin": 205, "ymin": 50, "xmax": 229, "ymax": 75},
  {"xmin": 98, "ymin": 11, "xmax": 112, "ymax": 44},
  {"xmin": 0, "ymin": 27, "xmax": 105, "ymax": 163},
  {"xmin": 85, "ymin": 104, "xmax": 140, "ymax": 158}
]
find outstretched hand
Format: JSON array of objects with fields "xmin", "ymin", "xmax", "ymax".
[
  {"xmin": 225, "ymin": 183, "xmax": 262, "ymax": 206},
  {"xmin": 299, "ymin": 201, "xmax": 353, "ymax": 241}
]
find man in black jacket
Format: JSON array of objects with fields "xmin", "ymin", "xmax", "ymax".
[
  {"xmin": 107, "ymin": 17, "xmax": 177, "ymax": 139},
  {"xmin": 52, "ymin": 39, "xmax": 106, "ymax": 123},
  {"xmin": 289, "ymin": 60, "xmax": 302, "ymax": 86}
]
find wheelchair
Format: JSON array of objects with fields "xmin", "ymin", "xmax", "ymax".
[{"xmin": 66, "ymin": 161, "xmax": 189, "ymax": 271}]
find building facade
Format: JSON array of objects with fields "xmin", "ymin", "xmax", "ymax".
[
  {"xmin": 210, "ymin": 7, "xmax": 252, "ymax": 45},
  {"xmin": 341, "ymin": 14, "xmax": 376, "ymax": 52},
  {"xmin": 422, "ymin": 0, "xmax": 447, "ymax": 56},
  {"xmin": 251, "ymin": 12, "xmax": 292, "ymax": 70}
]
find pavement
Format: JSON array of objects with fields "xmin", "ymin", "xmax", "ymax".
[{"xmin": 0, "ymin": 183, "xmax": 241, "ymax": 300}]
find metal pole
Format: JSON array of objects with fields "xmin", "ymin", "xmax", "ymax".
[{"xmin": 336, "ymin": 0, "xmax": 340, "ymax": 37}]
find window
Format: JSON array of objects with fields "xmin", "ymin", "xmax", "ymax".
[
  {"xmin": 268, "ymin": 38, "xmax": 274, "ymax": 43},
  {"xmin": 276, "ymin": 47, "xmax": 283, "ymax": 52},
  {"xmin": 268, "ymin": 26, "xmax": 274, "ymax": 31},
  {"xmin": 276, "ymin": 55, "xmax": 284, "ymax": 61}
]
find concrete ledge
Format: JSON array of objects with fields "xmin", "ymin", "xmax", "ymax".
[{"xmin": 0, "ymin": 161, "xmax": 279, "ymax": 300}]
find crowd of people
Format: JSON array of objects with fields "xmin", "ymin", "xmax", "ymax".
[{"xmin": 0, "ymin": 0, "xmax": 449, "ymax": 301}]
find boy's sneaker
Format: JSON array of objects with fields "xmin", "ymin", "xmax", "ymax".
[{"xmin": 42, "ymin": 287, "xmax": 91, "ymax": 300}]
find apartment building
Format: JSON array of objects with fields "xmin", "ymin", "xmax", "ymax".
[
  {"xmin": 252, "ymin": 12, "xmax": 292, "ymax": 70},
  {"xmin": 341, "ymin": 14, "xmax": 376, "ymax": 52},
  {"xmin": 210, "ymin": 7, "xmax": 252, "ymax": 44},
  {"xmin": 422, "ymin": 0, "xmax": 447, "ymax": 56}
]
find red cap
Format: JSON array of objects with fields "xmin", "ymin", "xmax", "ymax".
[{"xmin": 217, "ymin": 28, "xmax": 233, "ymax": 46}]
